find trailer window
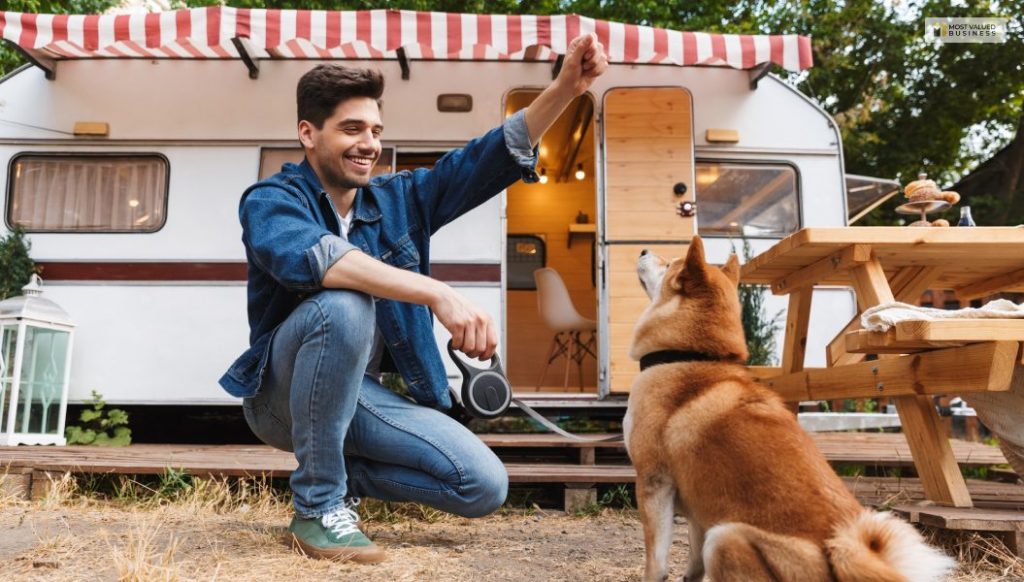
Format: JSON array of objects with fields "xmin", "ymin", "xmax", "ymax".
[
  {"xmin": 695, "ymin": 162, "xmax": 799, "ymax": 238},
  {"xmin": 7, "ymin": 154, "xmax": 168, "ymax": 233}
]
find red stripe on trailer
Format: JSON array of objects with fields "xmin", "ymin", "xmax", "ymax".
[
  {"xmin": 173, "ymin": 9, "xmax": 189, "ymax": 45},
  {"xmin": 446, "ymin": 12, "xmax": 461, "ymax": 57},
  {"xmin": 682, "ymin": 31, "xmax": 696, "ymax": 65},
  {"xmin": 144, "ymin": 12, "xmax": 160, "ymax": 47},
  {"xmin": 506, "ymin": 14, "xmax": 522, "ymax": 56},
  {"xmin": 385, "ymin": 10, "xmax": 401, "ymax": 51},
  {"xmin": 325, "ymin": 10, "xmax": 340, "ymax": 48},
  {"xmin": 710, "ymin": 33, "xmax": 725, "ymax": 64},
  {"xmin": 416, "ymin": 11, "xmax": 432, "ymax": 58},
  {"xmin": 593, "ymin": 18, "xmax": 609, "ymax": 56},
  {"xmin": 798, "ymin": 35, "xmax": 813, "ymax": 68},
  {"xmin": 234, "ymin": 7, "xmax": 250, "ymax": 39},
  {"xmin": 623, "ymin": 22, "xmax": 638, "ymax": 62},
  {"xmin": 83, "ymin": 14, "xmax": 99, "ymax": 50},
  {"xmin": 51, "ymin": 14, "xmax": 69, "ymax": 43},
  {"xmin": 651, "ymin": 26, "xmax": 667, "ymax": 63},
  {"xmin": 476, "ymin": 13, "xmax": 491, "ymax": 50},
  {"xmin": 19, "ymin": 13, "xmax": 38, "ymax": 48},
  {"xmin": 740, "ymin": 35, "xmax": 755, "ymax": 69},
  {"xmin": 565, "ymin": 14, "xmax": 580, "ymax": 44},
  {"xmin": 264, "ymin": 9, "xmax": 280, "ymax": 49},
  {"xmin": 295, "ymin": 9, "xmax": 310, "ymax": 45},
  {"xmin": 535, "ymin": 14, "xmax": 551, "ymax": 52}
]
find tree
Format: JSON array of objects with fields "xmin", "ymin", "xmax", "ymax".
[{"xmin": 0, "ymin": 1, "xmax": 120, "ymax": 76}]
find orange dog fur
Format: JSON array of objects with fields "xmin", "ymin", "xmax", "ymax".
[{"xmin": 624, "ymin": 236, "xmax": 954, "ymax": 582}]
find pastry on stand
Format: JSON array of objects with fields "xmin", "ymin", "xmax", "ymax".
[{"xmin": 896, "ymin": 173, "xmax": 959, "ymax": 227}]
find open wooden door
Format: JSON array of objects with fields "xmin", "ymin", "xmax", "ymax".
[{"xmin": 601, "ymin": 87, "xmax": 696, "ymax": 394}]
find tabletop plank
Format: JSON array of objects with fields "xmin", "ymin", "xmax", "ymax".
[{"xmin": 741, "ymin": 227, "xmax": 1024, "ymax": 291}]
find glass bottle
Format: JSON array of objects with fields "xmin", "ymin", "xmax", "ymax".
[{"xmin": 958, "ymin": 206, "xmax": 976, "ymax": 227}]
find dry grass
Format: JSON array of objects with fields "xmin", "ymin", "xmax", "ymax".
[
  {"xmin": 930, "ymin": 528, "xmax": 1024, "ymax": 581},
  {"xmin": 0, "ymin": 472, "xmax": 1017, "ymax": 581}
]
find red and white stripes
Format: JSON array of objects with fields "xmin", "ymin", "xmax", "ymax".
[{"xmin": 0, "ymin": 7, "xmax": 813, "ymax": 72}]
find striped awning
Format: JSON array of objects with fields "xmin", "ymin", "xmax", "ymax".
[{"xmin": 0, "ymin": 7, "xmax": 813, "ymax": 73}]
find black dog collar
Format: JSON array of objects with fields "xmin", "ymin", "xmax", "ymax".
[{"xmin": 639, "ymin": 349, "xmax": 729, "ymax": 371}]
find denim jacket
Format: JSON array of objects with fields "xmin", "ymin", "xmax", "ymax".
[{"xmin": 220, "ymin": 110, "xmax": 538, "ymax": 409}]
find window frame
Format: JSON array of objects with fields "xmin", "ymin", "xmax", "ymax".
[
  {"xmin": 6, "ymin": 151, "xmax": 171, "ymax": 234},
  {"xmin": 693, "ymin": 157, "xmax": 803, "ymax": 240}
]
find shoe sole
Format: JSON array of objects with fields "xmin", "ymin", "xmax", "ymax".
[{"xmin": 289, "ymin": 533, "xmax": 387, "ymax": 564}]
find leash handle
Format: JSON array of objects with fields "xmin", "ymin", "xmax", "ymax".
[
  {"xmin": 445, "ymin": 340, "xmax": 505, "ymax": 376},
  {"xmin": 447, "ymin": 340, "xmax": 511, "ymax": 420}
]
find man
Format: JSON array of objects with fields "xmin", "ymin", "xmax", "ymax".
[{"xmin": 220, "ymin": 34, "xmax": 608, "ymax": 562}]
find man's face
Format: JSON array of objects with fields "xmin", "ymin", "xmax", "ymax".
[{"xmin": 300, "ymin": 97, "xmax": 383, "ymax": 192}]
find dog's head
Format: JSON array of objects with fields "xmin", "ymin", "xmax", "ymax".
[{"xmin": 629, "ymin": 235, "xmax": 749, "ymax": 363}]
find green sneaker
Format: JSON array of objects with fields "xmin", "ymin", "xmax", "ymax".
[{"xmin": 288, "ymin": 499, "xmax": 385, "ymax": 563}]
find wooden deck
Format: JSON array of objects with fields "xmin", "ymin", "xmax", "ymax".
[{"xmin": 0, "ymin": 432, "xmax": 1007, "ymax": 478}]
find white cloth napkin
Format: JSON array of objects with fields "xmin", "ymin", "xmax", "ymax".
[{"xmin": 860, "ymin": 299, "xmax": 1024, "ymax": 332}]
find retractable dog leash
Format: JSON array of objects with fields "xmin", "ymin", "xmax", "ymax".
[{"xmin": 446, "ymin": 341, "xmax": 622, "ymax": 442}]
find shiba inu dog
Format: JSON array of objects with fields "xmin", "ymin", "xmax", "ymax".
[{"xmin": 624, "ymin": 236, "xmax": 954, "ymax": 582}]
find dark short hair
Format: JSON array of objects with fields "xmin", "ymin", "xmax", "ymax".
[{"xmin": 296, "ymin": 64, "xmax": 384, "ymax": 129}]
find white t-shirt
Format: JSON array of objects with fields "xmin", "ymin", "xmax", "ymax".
[{"xmin": 337, "ymin": 208, "xmax": 385, "ymax": 380}]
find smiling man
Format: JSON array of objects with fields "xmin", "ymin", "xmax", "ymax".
[{"xmin": 220, "ymin": 34, "xmax": 607, "ymax": 563}]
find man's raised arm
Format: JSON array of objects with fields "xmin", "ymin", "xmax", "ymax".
[{"xmin": 523, "ymin": 34, "xmax": 608, "ymax": 147}]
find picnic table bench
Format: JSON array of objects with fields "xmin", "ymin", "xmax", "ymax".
[{"xmin": 741, "ymin": 227, "xmax": 1024, "ymax": 509}]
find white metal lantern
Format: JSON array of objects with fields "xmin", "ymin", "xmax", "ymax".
[{"xmin": 0, "ymin": 274, "xmax": 75, "ymax": 446}]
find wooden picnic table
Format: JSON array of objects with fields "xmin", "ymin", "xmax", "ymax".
[{"xmin": 741, "ymin": 227, "xmax": 1024, "ymax": 508}]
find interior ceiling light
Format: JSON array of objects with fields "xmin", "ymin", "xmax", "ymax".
[
  {"xmin": 575, "ymin": 164, "xmax": 585, "ymax": 181},
  {"xmin": 539, "ymin": 168, "xmax": 549, "ymax": 184}
]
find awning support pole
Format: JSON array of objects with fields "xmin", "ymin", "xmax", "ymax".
[
  {"xmin": 231, "ymin": 37, "xmax": 260, "ymax": 80},
  {"xmin": 4, "ymin": 41, "xmax": 56, "ymax": 80},
  {"xmin": 552, "ymin": 54, "xmax": 564, "ymax": 80},
  {"xmin": 397, "ymin": 47, "xmax": 410, "ymax": 80},
  {"xmin": 749, "ymin": 62, "xmax": 771, "ymax": 90}
]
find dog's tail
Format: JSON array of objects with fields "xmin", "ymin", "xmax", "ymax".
[{"xmin": 827, "ymin": 511, "xmax": 955, "ymax": 582}]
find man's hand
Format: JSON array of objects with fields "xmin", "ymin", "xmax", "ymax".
[
  {"xmin": 523, "ymin": 33, "xmax": 608, "ymax": 146},
  {"xmin": 556, "ymin": 34, "xmax": 609, "ymax": 97},
  {"xmin": 431, "ymin": 286, "xmax": 498, "ymax": 361}
]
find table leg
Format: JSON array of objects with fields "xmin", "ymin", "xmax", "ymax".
[
  {"xmin": 850, "ymin": 259, "xmax": 972, "ymax": 508},
  {"xmin": 781, "ymin": 287, "xmax": 813, "ymax": 413}
]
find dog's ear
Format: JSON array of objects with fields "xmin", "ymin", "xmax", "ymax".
[
  {"xmin": 721, "ymin": 253, "xmax": 740, "ymax": 285},
  {"xmin": 673, "ymin": 236, "xmax": 708, "ymax": 291},
  {"xmin": 685, "ymin": 235, "xmax": 707, "ymax": 271}
]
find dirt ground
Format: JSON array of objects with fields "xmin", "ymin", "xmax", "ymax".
[{"xmin": 0, "ymin": 477, "xmax": 1020, "ymax": 581}]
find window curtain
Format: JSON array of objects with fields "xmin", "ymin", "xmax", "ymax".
[{"xmin": 10, "ymin": 156, "xmax": 167, "ymax": 231}]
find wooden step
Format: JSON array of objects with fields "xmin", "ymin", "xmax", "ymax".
[{"xmin": 892, "ymin": 504, "xmax": 1024, "ymax": 556}]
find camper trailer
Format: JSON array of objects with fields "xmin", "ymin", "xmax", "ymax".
[{"xmin": 0, "ymin": 8, "xmax": 888, "ymax": 409}]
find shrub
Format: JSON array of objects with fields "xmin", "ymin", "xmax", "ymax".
[
  {"xmin": 0, "ymin": 226, "xmax": 36, "ymax": 300},
  {"xmin": 66, "ymin": 390, "xmax": 132, "ymax": 446}
]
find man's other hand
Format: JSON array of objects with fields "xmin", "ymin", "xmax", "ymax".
[
  {"xmin": 431, "ymin": 286, "xmax": 498, "ymax": 361},
  {"xmin": 558, "ymin": 33, "xmax": 609, "ymax": 96}
]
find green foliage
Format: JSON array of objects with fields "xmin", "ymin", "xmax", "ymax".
[
  {"xmin": 65, "ymin": 390, "xmax": 132, "ymax": 446},
  {"xmin": 0, "ymin": 227, "xmax": 36, "ymax": 301},
  {"xmin": 0, "ymin": 1, "xmax": 121, "ymax": 77},
  {"xmin": 736, "ymin": 239, "xmax": 782, "ymax": 366}
]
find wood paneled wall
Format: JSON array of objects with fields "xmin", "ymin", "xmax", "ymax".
[{"xmin": 506, "ymin": 178, "xmax": 598, "ymax": 391}]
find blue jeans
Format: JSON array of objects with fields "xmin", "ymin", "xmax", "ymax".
[{"xmin": 242, "ymin": 289, "xmax": 508, "ymax": 519}]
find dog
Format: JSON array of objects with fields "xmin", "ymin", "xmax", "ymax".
[{"xmin": 624, "ymin": 236, "xmax": 955, "ymax": 582}]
